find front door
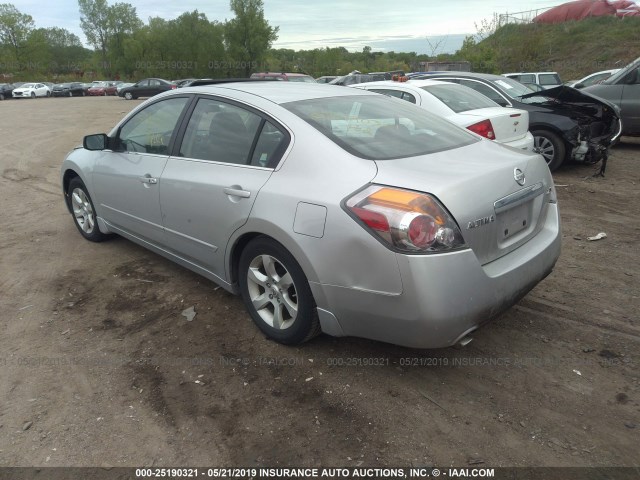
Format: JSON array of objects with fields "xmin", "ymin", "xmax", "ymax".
[{"xmin": 93, "ymin": 96, "xmax": 190, "ymax": 245}]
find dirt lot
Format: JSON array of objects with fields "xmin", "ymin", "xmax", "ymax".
[{"xmin": 0, "ymin": 97, "xmax": 638, "ymax": 469}]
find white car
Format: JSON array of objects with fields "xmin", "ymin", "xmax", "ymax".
[
  {"xmin": 502, "ymin": 72, "xmax": 562, "ymax": 89},
  {"xmin": 352, "ymin": 79, "xmax": 534, "ymax": 152},
  {"xmin": 12, "ymin": 82, "xmax": 51, "ymax": 98},
  {"xmin": 566, "ymin": 69, "xmax": 620, "ymax": 89}
]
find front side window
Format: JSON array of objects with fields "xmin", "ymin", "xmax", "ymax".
[
  {"xmin": 284, "ymin": 95, "xmax": 477, "ymax": 160},
  {"xmin": 117, "ymin": 97, "xmax": 189, "ymax": 154}
]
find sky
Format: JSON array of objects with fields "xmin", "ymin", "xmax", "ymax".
[{"xmin": 12, "ymin": 0, "xmax": 563, "ymax": 54}]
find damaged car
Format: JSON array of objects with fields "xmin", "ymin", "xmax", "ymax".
[{"xmin": 415, "ymin": 72, "xmax": 622, "ymax": 171}]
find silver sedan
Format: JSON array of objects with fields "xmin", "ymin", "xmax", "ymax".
[{"xmin": 61, "ymin": 82, "xmax": 561, "ymax": 348}]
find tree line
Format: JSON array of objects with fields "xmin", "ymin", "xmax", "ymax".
[{"xmin": 0, "ymin": 0, "xmax": 445, "ymax": 82}]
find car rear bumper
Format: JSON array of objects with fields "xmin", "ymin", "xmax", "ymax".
[
  {"xmin": 313, "ymin": 203, "xmax": 561, "ymax": 349},
  {"xmin": 502, "ymin": 131, "xmax": 535, "ymax": 152}
]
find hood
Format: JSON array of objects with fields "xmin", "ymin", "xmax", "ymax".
[{"xmin": 521, "ymin": 85, "xmax": 620, "ymax": 113}]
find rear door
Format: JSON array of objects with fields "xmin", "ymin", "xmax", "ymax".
[{"xmin": 160, "ymin": 96, "xmax": 290, "ymax": 280}]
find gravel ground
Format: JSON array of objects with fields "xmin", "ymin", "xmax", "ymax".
[{"xmin": 0, "ymin": 97, "xmax": 638, "ymax": 468}]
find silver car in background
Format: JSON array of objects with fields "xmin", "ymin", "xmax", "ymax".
[{"xmin": 61, "ymin": 82, "xmax": 561, "ymax": 348}]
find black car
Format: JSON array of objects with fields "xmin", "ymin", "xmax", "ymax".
[
  {"xmin": 52, "ymin": 82, "xmax": 86, "ymax": 97},
  {"xmin": 415, "ymin": 72, "xmax": 622, "ymax": 171},
  {"xmin": 118, "ymin": 78, "xmax": 176, "ymax": 100},
  {"xmin": 0, "ymin": 83, "xmax": 15, "ymax": 100}
]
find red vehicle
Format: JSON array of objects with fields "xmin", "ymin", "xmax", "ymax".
[{"xmin": 88, "ymin": 81, "xmax": 118, "ymax": 96}]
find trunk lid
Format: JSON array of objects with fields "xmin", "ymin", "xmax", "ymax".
[
  {"xmin": 373, "ymin": 140, "xmax": 555, "ymax": 265},
  {"xmin": 458, "ymin": 107, "xmax": 530, "ymax": 144}
]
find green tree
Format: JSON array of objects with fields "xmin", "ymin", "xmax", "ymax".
[
  {"xmin": 224, "ymin": 0, "xmax": 278, "ymax": 76},
  {"xmin": 78, "ymin": 0, "xmax": 141, "ymax": 72},
  {"xmin": 0, "ymin": 3, "xmax": 34, "ymax": 62},
  {"xmin": 78, "ymin": 0, "xmax": 110, "ymax": 63}
]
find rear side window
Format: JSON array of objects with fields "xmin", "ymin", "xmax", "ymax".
[
  {"xmin": 458, "ymin": 80, "xmax": 509, "ymax": 106},
  {"xmin": 539, "ymin": 74, "xmax": 561, "ymax": 85},
  {"xmin": 369, "ymin": 88, "xmax": 417, "ymax": 104},
  {"xmin": 421, "ymin": 83, "xmax": 498, "ymax": 113},
  {"xmin": 284, "ymin": 95, "xmax": 477, "ymax": 160},
  {"xmin": 179, "ymin": 97, "xmax": 289, "ymax": 167}
]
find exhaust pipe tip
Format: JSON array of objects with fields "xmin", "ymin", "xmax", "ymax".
[{"xmin": 455, "ymin": 335, "xmax": 473, "ymax": 348}]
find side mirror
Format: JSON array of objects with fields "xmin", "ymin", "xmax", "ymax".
[
  {"xmin": 83, "ymin": 133, "xmax": 109, "ymax": 151},
  {"xmin": 574, "ymin": 83, "xmax": 585, "ymax": 89}
]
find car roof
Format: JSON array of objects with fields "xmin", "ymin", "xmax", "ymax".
[
  {"xmin": 352, "ymin": 79, "xmax": 452, "ymax": 89},
  {"xmin": 179, "ymin": 81, "xmax": 374, "ymax": 104},
  {"xmin": 421, "ymin": 71, "xmax": 505, "ymax": 81}
]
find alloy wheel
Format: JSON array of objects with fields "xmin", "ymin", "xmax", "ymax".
[
  {"xmin": 534, "ymin": 136, "xmax": 555, "ymax": 164},
  {"xmin": 71, "ymin": 188, "xmax": 95, "ymax": 234},
  {"xmin": 246, "ymin": 254, "xmax": 298, "ymax": 330}
]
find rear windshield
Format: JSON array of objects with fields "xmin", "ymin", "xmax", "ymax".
[
  {"xmin": 284, "ymin": 95, "xmax": 477, "ymax": 160},
  {"xmin": 420, "ymin": 83, "xmax": 498, "ymax": 113},
  {"xmin": 490, "ymin": 77, "xmax": 548, "ymax": 104}
]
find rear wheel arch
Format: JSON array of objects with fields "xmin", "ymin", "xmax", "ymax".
[{"xmin": 228, "ymin": 231, "xmax": 319, "ymax": 288}]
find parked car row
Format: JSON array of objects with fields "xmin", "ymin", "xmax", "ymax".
[{"xmin": 408, "ymin": 72, "xmax": 622, "ymax": 171}]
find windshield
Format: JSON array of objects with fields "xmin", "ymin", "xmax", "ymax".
[
  {"xmin": 21, "ymin": 83, "xmax": 36, "ymax": 88},
  {"xmin": 288, "ymin": 76, "xmax": 316, "ymax": 83},
  {"xmin": 604, "ymin": 57, "xmax": 640, "ymax": 84},
  {"xmin": 421, "ymin": 83, "xmax": 498, "ymax": 113},
  {"xmin": 490, "ymin": 77, "xmax": 549, "ymax": 104},
  {"xmin": 284, "ymin": 95, "xmax": 477, "ymax": 160}
]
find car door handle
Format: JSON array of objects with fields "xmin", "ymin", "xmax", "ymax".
[
  {"xmin": 139, "ymin": 175, "xmax": 158, "ymax": 184},
  {"xmin": 223, "ymin": 187, "xmax": 251, "ymax": 198}
]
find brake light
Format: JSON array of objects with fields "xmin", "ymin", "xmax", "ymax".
[
  {"xmin": 171, "ymin": 84, "xmax": 177, "ymax": 89},
  {"xmin": 345, "ymin": 186, "xmax": 466, "ymax": 253},
  {"xmin": 467, "ymin": 119, "xmax": 496, "ymax": 140}
]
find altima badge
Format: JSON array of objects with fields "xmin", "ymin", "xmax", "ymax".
[
  {"xmin": 467, "ymin": 215, "xmax": 495, "ymax": 229},
  {"xmin": 514, "ymin": 168, "xmax": 526, "ymax": 186}
]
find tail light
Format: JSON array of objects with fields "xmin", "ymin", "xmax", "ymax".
[
  {"xmin": 467, "ymin": 119, "xmax": 496, "ymax": 140},
  {"xmin": 171, "ymin": 84, "xmax": 177, "ymax": 89},
  {"xmin": 345, "ymin": 185, "xmax": 467, "ymax": 254}
]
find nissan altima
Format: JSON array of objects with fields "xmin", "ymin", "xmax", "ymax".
[{"xmin": 61, "ymin": 81, "xmax": 561, "ymax": 348}]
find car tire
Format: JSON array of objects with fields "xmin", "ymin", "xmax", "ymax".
[
  {"xmin": 68, "ymin": 177, "xmax": 109, "ymax": 242},
  {"xmin": 30, "ymin": 92, "xmax": 36, "ymax": 98},
  {"xmin": 68, "ymin": 91, "xmax": 72, "ymax": 97},
  {"xmin": 532, "ymin": 130, "xmax": 566, "ymax": 171},
  {"xmin": 46, "ymin": 91, "xmax": 51, "ymax": 97},
  {"xmin": 0, "ymin": 93, "xmax": 4, "ymax": 100},
  {"xmin": 82, "ymin": 91, "xmax": 86, "ymax": 97},
  {"xmin": 124, "ymin": 92, "xmax": 133, "ymax": 100},
  {"xmin": 238, "ymin": 237, "xmax": 320, "ymax": 345}
]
